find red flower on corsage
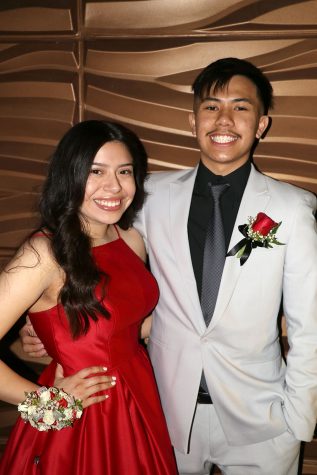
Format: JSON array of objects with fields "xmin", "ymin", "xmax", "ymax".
[{"xmin": 227, "ymin": 212, "xmax": 284, "ymax": 266}]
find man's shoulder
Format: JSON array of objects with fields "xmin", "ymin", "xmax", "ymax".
[
  {"xmin": 146, "ymin": 167, "xmax": 195, "ymax": 189},
  {"xmin": 262, "ymin": 171, "xmax": 315, "ymax": 204}
]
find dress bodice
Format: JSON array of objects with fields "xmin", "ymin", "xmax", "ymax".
[{"xmin": 28, "ymin": 238, "xmax": 159, "ymax": 375}]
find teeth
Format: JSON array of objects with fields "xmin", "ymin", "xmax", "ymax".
[
  {"xmin": 95, "ymin": 199, "xmax": 121, "ymax": 207},
  {"xmin": 211, "ymin": 135, "xmax": 237, "ymax": 144}
]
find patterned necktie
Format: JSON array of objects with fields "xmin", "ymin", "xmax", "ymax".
[{"xmin": 201, "ymin": 183, "xmax": 230, "ymax": 327}]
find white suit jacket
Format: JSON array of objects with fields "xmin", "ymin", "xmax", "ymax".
[{"xmin": 135, "ymin": 164, "xmax": 317, "ymax": 453}]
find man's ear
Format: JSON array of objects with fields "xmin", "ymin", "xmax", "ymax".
[
  {"xmin": 256, "ymin": 115, "xmax": 270, "ymax": 139},
  {"xmin": 188, "ymin": 112, "xmax": 196, "ymax": 136}
]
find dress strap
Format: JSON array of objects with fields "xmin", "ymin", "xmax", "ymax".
[
  {"xmin": 113, "ymin": 224, "xmax": 121, "ymax": 238},
  {"xmin": 32, "ymin": 230, "xmax": 51, "ymax": 238}
]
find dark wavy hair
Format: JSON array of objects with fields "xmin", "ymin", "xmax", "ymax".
[
  {"xmin": 192, "ymin": 57, "xmax": 273, "ymax": 114},
  {"xmin": 36, "ymin": 120, "xmax": 148, "ymax": 338}
]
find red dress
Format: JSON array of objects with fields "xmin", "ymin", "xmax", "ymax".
[{"xmin": 0, "ymin": 237, "xmax": 177, "ymax": 474}]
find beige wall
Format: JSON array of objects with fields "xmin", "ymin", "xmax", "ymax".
[{"xmin": 0, "ymin": 0, "xmax": 316, "ymax": 267}]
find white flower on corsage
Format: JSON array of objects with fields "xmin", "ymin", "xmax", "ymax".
[{"xmin": 18, "ymin": 386, "xmax": 83, "ymax": 431}]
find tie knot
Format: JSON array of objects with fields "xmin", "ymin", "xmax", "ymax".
[{"xmin": 208, "ymin": 183, "xmax": 230, "ymax": 201}]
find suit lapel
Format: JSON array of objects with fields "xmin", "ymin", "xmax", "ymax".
[
  {"xmin": 207, "ymin": 165, "xmax": 271, "ymax": 330},
  {"xmin": 170, "ymin": 166, "xmax": 206, "ymax": 333}
]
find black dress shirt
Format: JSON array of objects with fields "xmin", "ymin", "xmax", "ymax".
[{"xmin": 187, "ymin": 160, "xmax": 251, "ymax": 298}]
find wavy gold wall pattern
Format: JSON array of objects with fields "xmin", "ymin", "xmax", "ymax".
[
  {"xmin": 0, "ymin": 37, "xmax": 78, "ymax": 267},
  {"xmin": 84, "ymin": 0, "xmax": 317, "ymax": 34},
  {"xmin": 0, "ymin": 0, "xmax": 316, "ymax": 271}
]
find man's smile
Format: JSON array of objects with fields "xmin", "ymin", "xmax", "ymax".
[{"xmin": 208, "ymin": 133, "xmax": 239, "ymax": 144}]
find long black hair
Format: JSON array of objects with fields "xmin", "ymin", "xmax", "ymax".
[{"xmin": 37, "ymin": 120, "xmax": 148, "ymax": 338}]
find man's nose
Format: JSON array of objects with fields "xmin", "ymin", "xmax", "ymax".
[{"xmin": 215, "ymin": 108, "xmax": 234, "ymax": 126}]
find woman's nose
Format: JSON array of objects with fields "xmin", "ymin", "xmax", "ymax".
[{"xmin": 102, "ymin": 173, "xmax": 121, "ymax": 192}]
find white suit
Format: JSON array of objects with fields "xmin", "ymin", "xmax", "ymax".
[{"xmin": 136, "ymin": 164, "xmax": 317, "ymax": 454}]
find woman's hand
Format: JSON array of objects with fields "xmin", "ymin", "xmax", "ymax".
[{"xmin": 54, "ymin": 364, "xmax": 116, "ymax": 408}]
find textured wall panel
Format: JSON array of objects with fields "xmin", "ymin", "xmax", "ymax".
[
  {"xmin": 0, "ymin": 40, "xmax": 78, "ymax": 267},
  {"xmin": 84, "ymin": 0, "xmax": 317, "ymax": 34},
  {"xmin": 0, "ymin": 1, "xmax": 77, "ymax": 34}
]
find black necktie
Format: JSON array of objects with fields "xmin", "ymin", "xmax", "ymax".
[
  {"xmin": 199, "ymin": 182, "xmax": 229, "ymax": 396},
  {"xmin": 201, "ymin": 183, "xmax": 230, "ymax": 327}
]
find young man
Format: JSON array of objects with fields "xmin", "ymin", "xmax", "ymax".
[{"xmin": 21, "ymin": 58, "xmax": 317, "ymax": 475}]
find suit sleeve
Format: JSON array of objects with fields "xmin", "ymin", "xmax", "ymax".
[{"xmin": 282, "ymin": 190, "xmax": 317, "ymax": 441}]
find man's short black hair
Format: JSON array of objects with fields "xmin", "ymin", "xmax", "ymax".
[{"xmin": 192, "ymin": 57, "xmax": 273, "ymax": 114}]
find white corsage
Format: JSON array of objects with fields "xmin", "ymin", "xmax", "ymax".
[{"xmin": 18, "ymin": 386, "xmax": 83, "ymax": 431}]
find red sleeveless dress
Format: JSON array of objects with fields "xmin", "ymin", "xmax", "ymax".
[{"xmin": 0, "ymin": 236, "xmax": 177, "ymax": 474}]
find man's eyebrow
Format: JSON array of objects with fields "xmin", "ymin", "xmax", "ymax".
[
  {"xmin": 201, "ymin": 96, "xmax": 221, "ymax": 102},
  {"xmin": 201, "ymin": 96, "xmax": 253, "ymax": 104},
  {"xmin": 232, "ymin": 97, "xmax": 253, "ymax": 104}
]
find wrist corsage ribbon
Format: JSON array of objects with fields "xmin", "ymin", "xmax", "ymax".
[
  {"xmin": 18, "ymin": 386, "xmax": 83, "ymax": 431},
  {"xmin": 227, "ymin": 212, "xmax": 284, "ymax": 266}
]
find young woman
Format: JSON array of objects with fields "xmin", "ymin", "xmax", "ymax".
[{"xmin": 0, "ymin": 120, "xmax": 177, "ymax": 474}]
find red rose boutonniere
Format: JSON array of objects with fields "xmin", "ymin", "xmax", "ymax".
[{"xmin": 227, "ymin": 212, "xmax": 284, "ymax": 266}]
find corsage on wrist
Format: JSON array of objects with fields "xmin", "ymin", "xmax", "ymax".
[{"xmin": 18, "ymin": 386, "xmax": 83, "ymax": 431}]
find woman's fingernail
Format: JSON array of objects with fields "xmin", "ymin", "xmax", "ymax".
[
  {"xmin": 103, "ymin": 367, "xmax": 107, "ymax": 371},
  {"xmin": 111, "ymin": 381, "xmax": 116, "ymax": 386},
  {"xmin": 105, "ymin": 394, "xmax": 109, "ymax": 399}
]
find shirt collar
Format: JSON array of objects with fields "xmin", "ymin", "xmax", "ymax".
[{"xmin": 194, "ymin": 160, "xmax": 251, "ymax": 197}]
